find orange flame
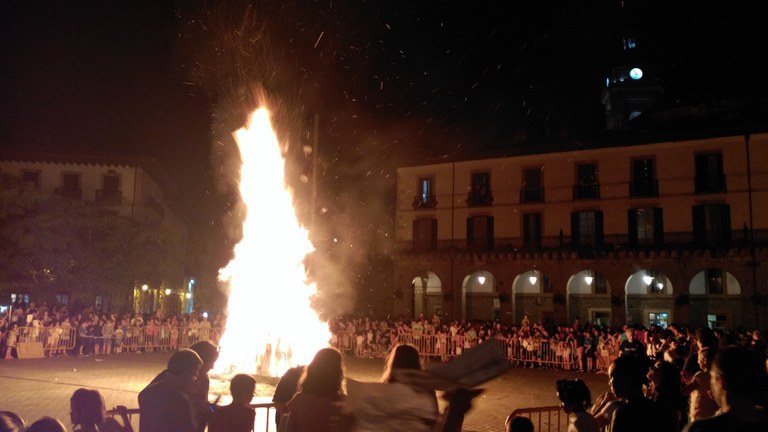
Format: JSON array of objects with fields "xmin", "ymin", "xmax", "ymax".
[{"xmin": 214, "ymin": 106, "xmax": 330, "ymax": 377}]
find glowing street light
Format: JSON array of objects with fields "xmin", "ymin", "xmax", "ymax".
[{"xmin": 478, "ymin": 275, "xmax": 486, "ymax": 285}]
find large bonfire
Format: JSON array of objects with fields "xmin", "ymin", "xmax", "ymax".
[{"xmin": 214, "ymin": 106, "xmax": 330, "ymax": 378}]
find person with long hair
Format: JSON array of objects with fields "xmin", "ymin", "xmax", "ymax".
[
  {"xmin": 69, "ymin": 388, "xmax": 133, "ymax": 432},
  {"xmin": 646, "ymin": 360, "xmax": 687, "ymax": 429},
  {"xmin": 285, "ymin": 347, "xmax": 348, "ymax": 432}
]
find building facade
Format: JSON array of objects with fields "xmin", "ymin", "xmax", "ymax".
[
  {"xmin": 392, "ymin": 133, "xmax": 768, "ymax": 330},
  {"xmin": 0, "ymin": 151, "xmax": 191, "ymax": 314}
]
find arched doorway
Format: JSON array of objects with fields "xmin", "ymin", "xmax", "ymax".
[
  {"xmin": 462, "ymin": 270, "xmax": 495, "ymax": 321},
  {"xmin": 625, "ymin": 269, "xmax": 673, "ymax": 328},
  {"xmin": 566, "ymin": 269, "xmax": 611, "ymax": 326},
  {"xmin": 411, "ymin": 272, "xmax": 442, "ymax": 319}
]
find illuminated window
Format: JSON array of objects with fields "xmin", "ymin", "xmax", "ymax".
[{"xmin": 413, "ymin": 176, "xmax": 436, "ymax": 209}]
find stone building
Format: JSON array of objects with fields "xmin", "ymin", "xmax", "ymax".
[{"xmin": 392, "ymin": 132, "xmax": 768, "ymax": 330}]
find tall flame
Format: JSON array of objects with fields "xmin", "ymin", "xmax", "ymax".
[{"xmin": 214, "ymin": 106, "xmax": 330, "ymax": 377}]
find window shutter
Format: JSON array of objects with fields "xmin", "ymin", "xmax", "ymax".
[
  {"xmin": 571, "ymin": 212, "xmax": 580, "ymax": 247},
  {"xmin": 595, "ymin": 211, "xmax": 604, "ymax": 246},
  {"xmin": 653, "ymin": 207, "xmax": 664, "ymax": 244},
  {"xmin": 430, "ymin": 219, "xmax": 438, "ymax": 250},
  {"xmin": 466, "ymin": 217, "xmax": 474, "ymax": 248},
  {"xmin": 628, "ymin": 209, "xmax": 638, "ymax": 245},
  {"xmin": 692, "ymin": 205, "xmax": 705, "ymax": 244},
  {"xmin": 487, "ymin": 217, "xmax": 495, "ymax": 249},
  {"xmin": 720, "ymin": 204, "xmax": 731, "ymax": 244}
]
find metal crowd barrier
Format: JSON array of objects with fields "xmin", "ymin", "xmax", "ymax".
[
  {"xmin": 327, "ymin": 329, "xmax": 616, "ymax": 371},
  {"xmin": 106, "ymin": 403, "xmax": 277, "ymax": 432},
  {"xmin": 508, "ymin": 406, "xmax": 567, "ymax": 432},
  {"xmin": 9, "ymin": 324, "xmax": 619, "ymax": 375}
]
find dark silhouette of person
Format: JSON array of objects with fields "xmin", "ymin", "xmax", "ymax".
[
  {"xmin": 69, "ymin": 388, "xmax": 132, "ymax": 432},
  {"xmin": 683, "ymin": 346, "xmax": 768, "ymax": 432},
  {"xmin": 138, "ymin": 349, "xmax": 202, "ymax": 432},
  {"xmin": 208, "ymin": 374, "xmax": 256, "ymax": 432},
  {"xmin": 285, "ymin": 348, "xmax": 347, "ymax": 432},
  {"xmin": 147, "ymin": 341, "xmax": 219, "ymax": 432},
  {"xmin": 505, "ymin": 415, "xmax": 534, "ymax": 432},
  {"xmin": 608, "ymin": 355, "xmax": 676, "ymax": 432},
  {"xmin": 25, "ymin": 417, "xmax": 67, "ymax": 432},
  {"xmin": 272, "ymin": 365, "xmax": 304, "ymax": 429}
]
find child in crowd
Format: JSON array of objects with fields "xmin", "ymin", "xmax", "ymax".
[
  {"xmin": 683, "ymin": 347, "xmax": 719, "ymax": 423},
  {"xmin": 208, "ymin": 374, "xmax": 256, "ymax": 432}
]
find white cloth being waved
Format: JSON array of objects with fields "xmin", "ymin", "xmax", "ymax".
[{"xmin": 345, "ymin": 379, "xmax": 439, "ymax": 432}]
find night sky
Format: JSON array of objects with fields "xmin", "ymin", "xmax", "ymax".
[{"xmin": 2, "ymin": 1, "xmax": 766, "ymax": 305}]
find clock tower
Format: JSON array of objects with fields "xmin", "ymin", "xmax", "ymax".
[{"xmin": 601, "ymin": 1, "xmax": 664, "ymax": 131}]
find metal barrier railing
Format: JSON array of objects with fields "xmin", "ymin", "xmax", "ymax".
[
  {"xmin": 508, "ymin": 406, "xmax": 567, "ymax": 432},
  {"xmin": 9, "ymin": 325, "xmax": 619, "ymax": 374},
  {"xmin": 106, "ymin": 402, "xmax": 278, "ymax": 432}
]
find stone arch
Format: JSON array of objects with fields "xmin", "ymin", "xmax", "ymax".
[
  {"xmin": 566, "ymin": 269, "xmax": 611, "ymax": 325},
  {"xmin": 689, "ymin": 269, "xmax": 741, "ymax": 295},
  {"xmin": 461, "ymin": 270, "xmax": 497, "ymax": 321},
  {"xmin": 624, "ymin": 269, "xmax": 674, "ymax": 328},
  {"xmin": 411, "ymin": 271, "xmax": 443, "ymax": 319},
  {"xmin": 510, "ymin": 269, "xmax": 550, "ymax": 324}
]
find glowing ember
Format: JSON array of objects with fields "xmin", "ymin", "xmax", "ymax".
[{"xmin": 214, "ymin": 106, "xmax": 330, "ymax": 378}]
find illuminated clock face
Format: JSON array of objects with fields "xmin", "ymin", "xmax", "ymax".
[{"xmin": 629, "ymin": 67, "xmax": 643, "ymax": 80}]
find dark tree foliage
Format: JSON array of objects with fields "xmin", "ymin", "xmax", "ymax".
[{"xmin": 0, "ymin": 174, "xmax": 182, "ymax": 311}]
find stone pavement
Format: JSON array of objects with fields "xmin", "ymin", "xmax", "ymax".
[{"xmin": 0, "ymin": 352, "xmax": 608, "ymax": 431}]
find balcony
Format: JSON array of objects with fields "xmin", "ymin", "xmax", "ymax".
[
  {"xmin": 629, "ymin": 179, "xmax": 659, "ymax": 197},
  {"xmin": 695, "ymin": 175, "xmax": 727, "ymax": 194},
  {"xmin": 55, "ymin": 187, "xmax": 82, "ymax": 200},
  {"xmin": 573, "ymin": 183, "xmax": 600, "ymax": 200},
  {"xmin": 520, "ymin": 187, "xmax": 544, "ymax": 203},
  {"xmin": 467, "ymin": 190, "xmax": 493, "ymax": 207},
  {"xmin": 412, "ymin": 194, "xmax": 437, "ymax": 209}
]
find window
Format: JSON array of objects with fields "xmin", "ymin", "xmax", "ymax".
[
  {"xmin": 707, "ymin": 314, "xmax": 728, "ymax": 330},
  {"xmin": 21, "ymin": 170, "xmax": 41, "ymax": 189},
  {"xmin": 57, "ymin": 172, "xmax": 82, "ymax": 200},
  {"xmin": 11, "ymin": 293, "xmax": 30, "ymax": 306},
  {"xmin": 593, "ymin": 272, "xmax": 608, "ymax": 294},
  {"xmin": 467, "ymin": 215, "xmax": 494, "ymax": 250},
  {"xmin": 644, "ymin": 270, "xmax": 666, "ymax": 294},
  {"xmin": 591, "ymin": 310, "xmax": 611, "ymax": 327},
  {"xmin": 413, "ymin": 218, "xmax": 437, "ymax": 251},
  {"xmin": 648, "ymin": 312, "xmax": 669, "ymax": 329},
  {"xmin": 521, "ymin": 167, "xmax": 544, "ymax": 202},
  {"xmin": 571, "ymin": 210, "xmax": 604, "ymax": 247},
  {"xmin": 574, "ymin": 163, "xmax": 599, "ymax": 200},
  {"xmin": 523, "ymin": 213, "xmax": 542, "ymax": 247},
  {"xmin": 95, "ymin": 295, "xmax": 110, "ymax": 311},
  {"xmin": 56, "ymin": 294, "xmax": 69, "ymax": 306},
  {"xmin": 692, "ymin": 203, "xmax": 731, "ymax": 244},
  {"xmin": 705, "ymin": 269, "xmax": 724, "ymax": 294},
  {"xmin": 630, "ymin": 158, "xmax": 658, "ymax": 197},
  {"xmin": 695, "ymin": 152, "xmax": 726, "ymax": 193},
  {"xmin": 97, "ymin": 173, "xmax": 122, "ymax": 201},
  {"xmin": 413, "ymin": 176, "xmax": 437, "ymax": 209},
  {"xmin": 467, "ymin": 172, "xmax": 493, "ymax": 206},
  {"xmin": 628, "ymin": 207, "xmax": 664, "ymax": 245}
]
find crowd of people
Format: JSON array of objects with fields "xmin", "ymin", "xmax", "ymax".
[{"xmin": 2, "ymin": 299, "xmax": 768, "ymax": 431}]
